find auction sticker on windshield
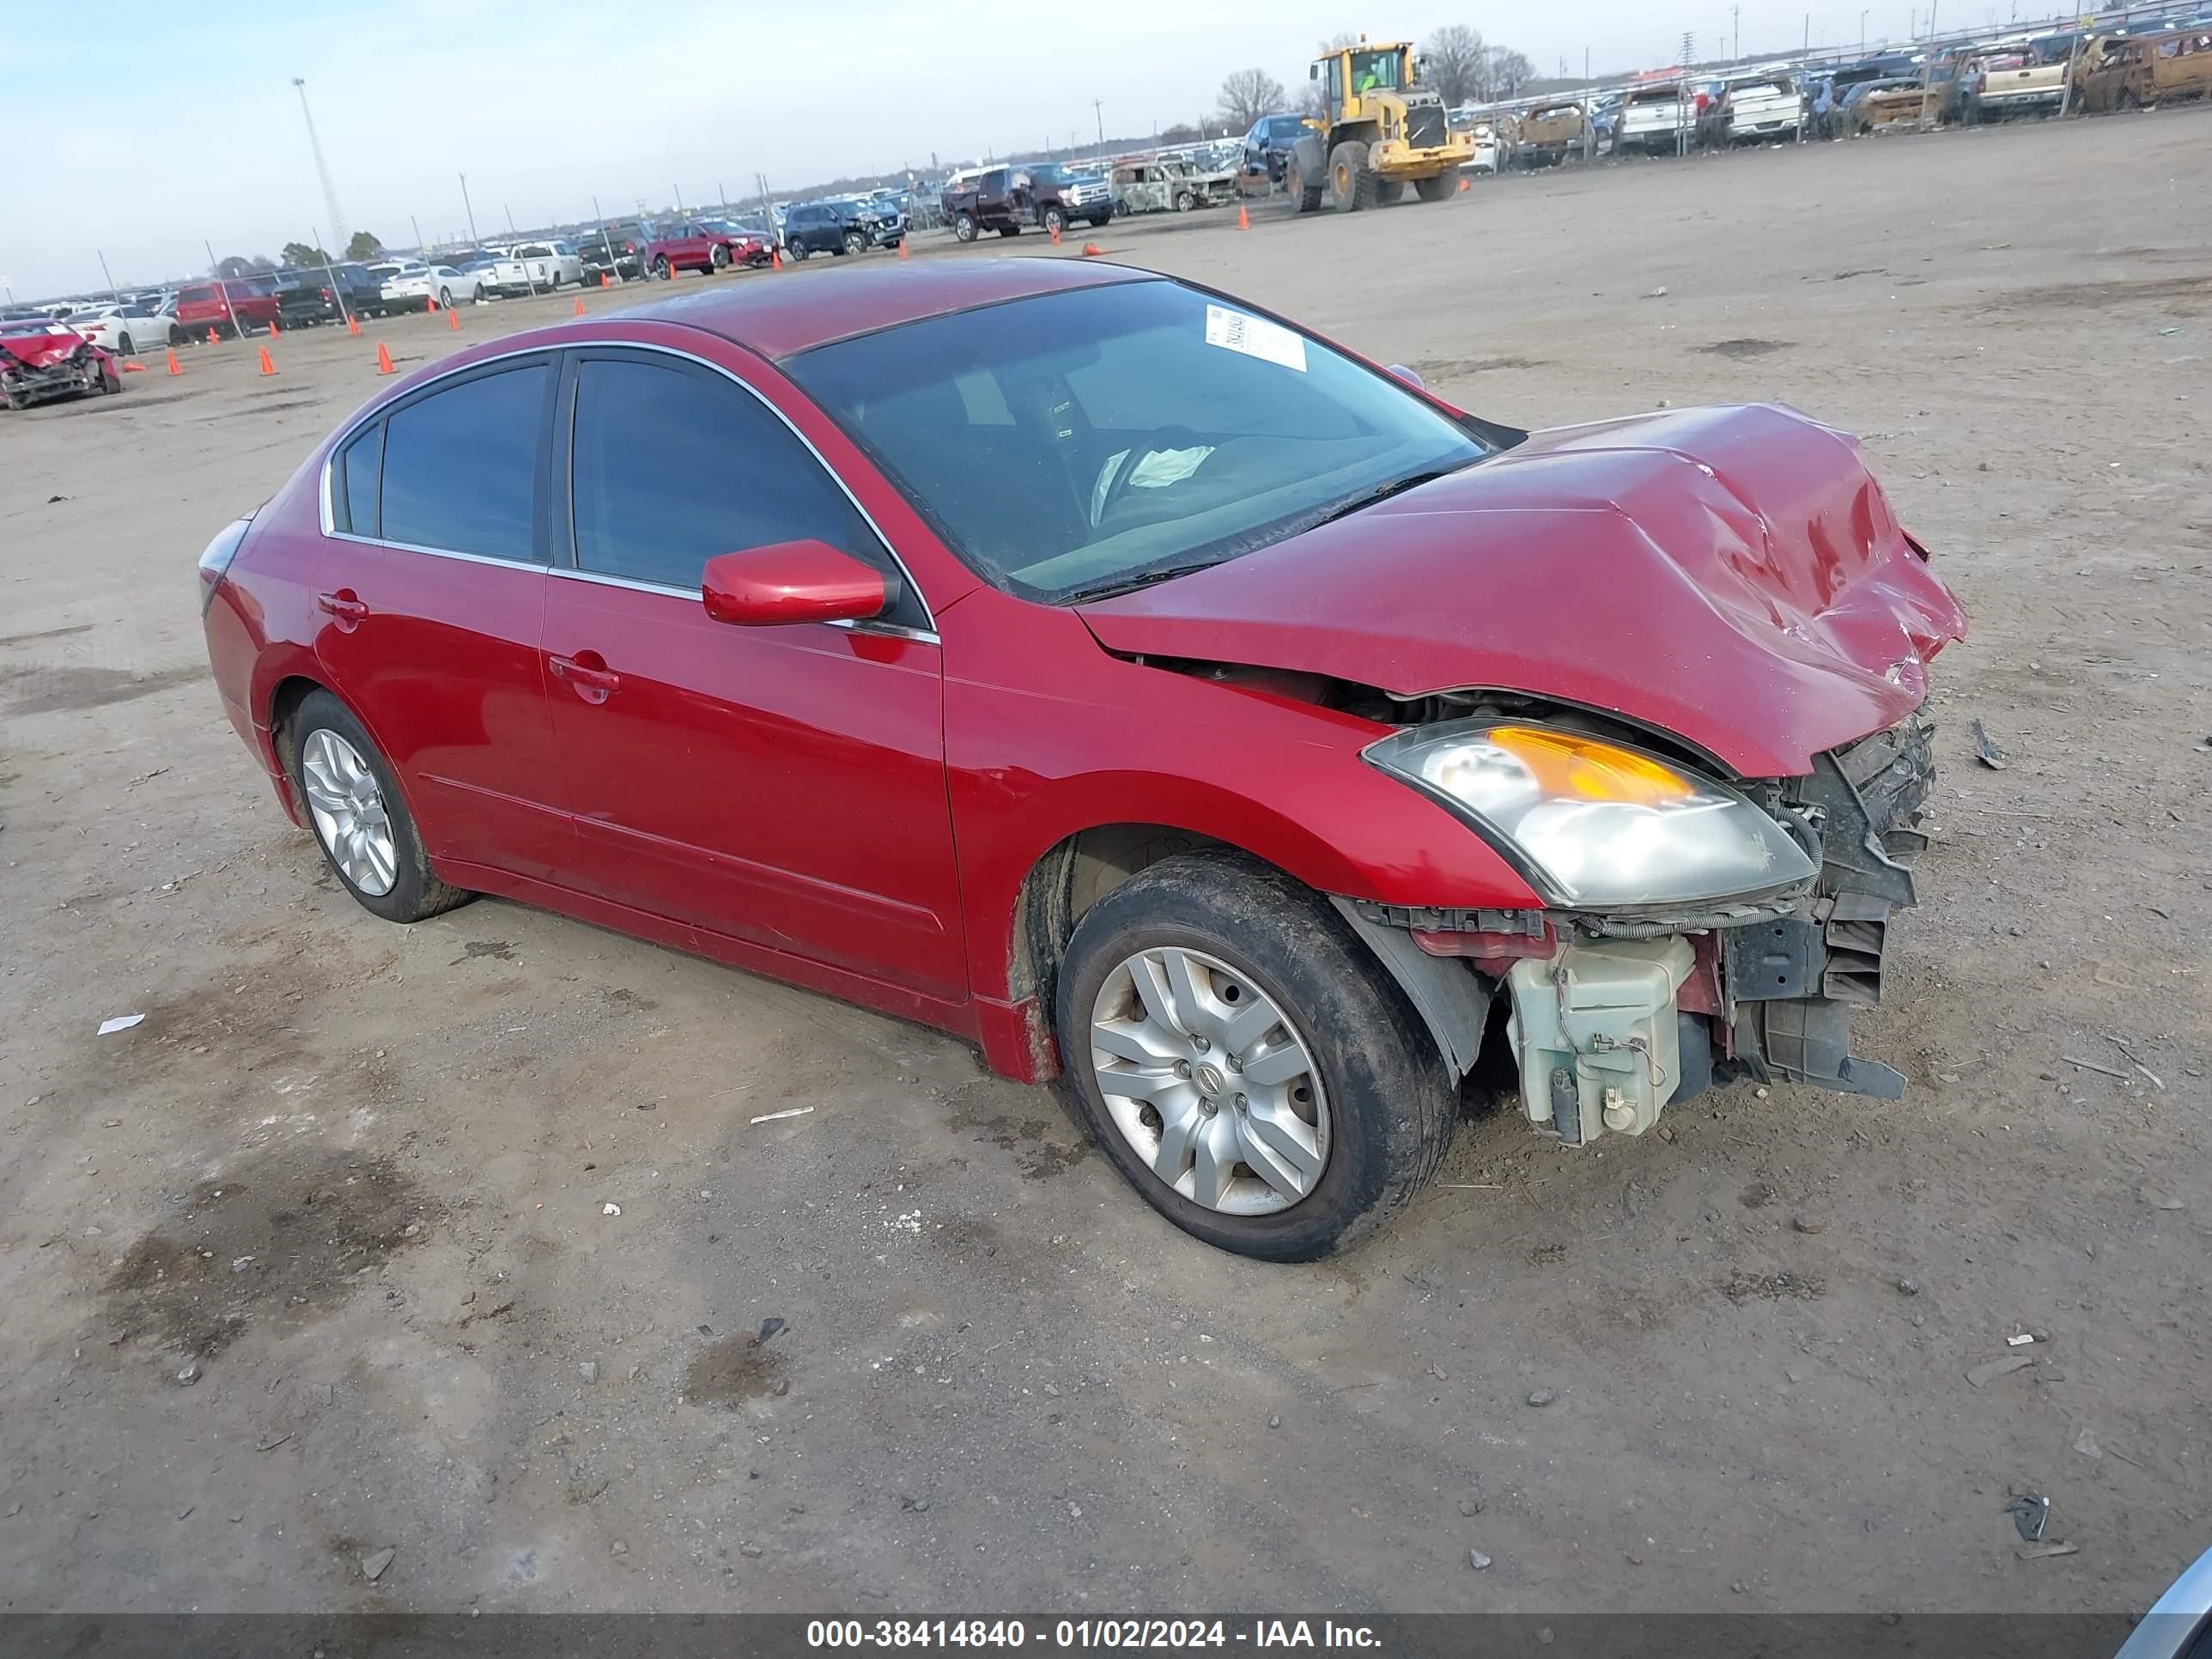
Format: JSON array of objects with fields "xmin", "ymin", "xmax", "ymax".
[{"xmin": 1204, "ymin": 304, "xmax": 1306, "ymax": 372}]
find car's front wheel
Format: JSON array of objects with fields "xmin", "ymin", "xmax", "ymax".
[
  {"xmin": 168, "ymin": 323, "xmax": 187, "ymax": 347},
  {"xmin": 1042, "ymin": 205, "xmax": 1066, "ymax": 236},
  {"xmin": 1054, "ymin": 850, "xmax": 1455, "ymax": 1261},
  {"xmin": 843, "ymin": 229, "xmax": 867, "ymax": 256},
  {"xmin": 288, "ymin": 690, "xmax": 470, "ymax": 925},
  {"xmin": 710, "ymin": 243, "xmax": 731, "ymax": 270}
]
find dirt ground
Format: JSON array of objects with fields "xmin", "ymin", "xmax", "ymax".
[{"xmin": 3, "ymin": 112, "xmax": 2208, "ymax": 1618}]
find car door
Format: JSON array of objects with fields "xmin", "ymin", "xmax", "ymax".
[
  {"xmin": 539, "ymin": 346, "xmax": 965, "ymax": 1000},
  {"xmin": 314, "ymin": 355, "xmax": 573, "ymax": 880}
]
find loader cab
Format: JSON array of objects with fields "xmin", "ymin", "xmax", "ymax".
[{"xmin": 1311, "ymin": 40, "xmax": 1417, "ymax": 122}]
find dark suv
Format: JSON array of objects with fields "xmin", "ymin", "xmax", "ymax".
[
  {"xmin": 270, "ymin": 263, "xmax": 388, "ymax": 325},
  {"xmin": 782, "ymin": 200, "xmax": 901, "ymax": 260},
  {"xmin": 1242, "ymin": 112, "xmax": 1311, "ymax": 182}
]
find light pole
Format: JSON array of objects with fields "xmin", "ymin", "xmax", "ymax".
[
  {"xmin": 1860, "ymin": 9, "xmax": 1869, "ymax": 52},
  {"xmin": 291, "ymin": 78, "xmax": 347, "ymax": 252},
  {"xmin": 459, "ymin": 173, "xmax": 480, "ymax": 247}
]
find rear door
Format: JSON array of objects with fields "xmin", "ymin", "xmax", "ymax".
[
  {"xmin": 539, "ymin": 347, "xmax": 965, "ymax": 1000},
  {"xmin": 315, "ymin": 356, "xmax": 571, "ymax": 879}
]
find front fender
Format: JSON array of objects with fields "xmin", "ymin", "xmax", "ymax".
[{"xmin": 1289, "ymin": 134, "xmax": 1327, "ymax": 179}]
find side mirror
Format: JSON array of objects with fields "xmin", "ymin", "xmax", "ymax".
[
  {"xmin": 1386, "ymin": 363, "xmax": 1426, "ymax": 392},
  {"xmin": 1310, "ymin": 63, "xmax": 1320, "ymax": 81},
  {"xmin": 701, "ymin": 540, "xmax": 890, "ymax": 628}
]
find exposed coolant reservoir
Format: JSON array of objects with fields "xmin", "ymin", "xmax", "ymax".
[{"xmin": 1506, "ymin": 938, "xmax": 1694, "ymax": 1144}]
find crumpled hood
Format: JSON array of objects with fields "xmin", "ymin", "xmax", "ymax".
[
  {"xmin": 0, "ymin": 331, "xmax": 90, "ymax": 371},
  {"xmin": 1078, "ymin": 403, "xmax": 1967, "ymax": 778}
]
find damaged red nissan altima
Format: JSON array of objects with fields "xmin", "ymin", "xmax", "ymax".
[{"xmin": 198, "ymin": 258, "xmax": 1966, "ymax": 1260}]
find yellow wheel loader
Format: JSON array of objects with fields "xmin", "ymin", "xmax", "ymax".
[{"xmin": 1286, "ymin": 38, "xmax": 1474, "ymax": 212}]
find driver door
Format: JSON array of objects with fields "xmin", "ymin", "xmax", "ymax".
[{"xmin": 539, "ymin": 347, "xmax": 966, "ymax": 1000}]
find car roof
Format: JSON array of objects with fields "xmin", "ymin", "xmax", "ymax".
[{"xmin": 623, "ymin": 256, "xmax": 1156, "ymax": 359}]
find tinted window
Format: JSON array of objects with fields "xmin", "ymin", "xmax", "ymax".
[
  {"xmin": 568, "ymin": 356, "xmax": 879, "ymax": 592},
  {"xmin": 380, "ymin": 365, "xmax": 549, "ymax": 561},
  {"xmin": 341, "ymin": 423, "xmax": 383, "ymax": 537}
]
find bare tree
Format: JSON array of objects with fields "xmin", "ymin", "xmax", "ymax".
[
  {"xmin": 1218, "ymin": 67, "xmax": 1288, "ymax": 131},
  {"xmin": 1422, "ymin": 23, "xmax": 1488, "ymax": 106},
  {"xmin": 1483, "ymin": 46, "xmax": 1536, "ymax": 100}
]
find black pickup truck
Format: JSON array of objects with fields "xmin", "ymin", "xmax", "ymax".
[
  {"xmin": 941, "ymin": 167, "xmax": 1031, "ymax": 241},
  {"xmin": 575, "ymin": 221, "xmax": 651, "ymax": 283},
  {"xmin": 270, "ymin": 263, "xmax": 389, "ymax": 325}
]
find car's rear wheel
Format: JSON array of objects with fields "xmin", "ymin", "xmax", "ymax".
[
  {"xmin": 168, "ymin": 324, "xmax": 187, "ymax": 347},
  {"xmin": 653, "ymin": 256, "xmax": 672, "ymax": 280},
  {"xmin": 116, "ymin": 333, "xmax": 135, "ymax": 356},
  {"xmin": 954, "ymin": 211, "xmax": 977, "ymax": 241},
  {"xmin": 791, "ymin": 240, "xmax": 811, "ymax": 261},
  {"xmin": 1054, "ymin": 850, "xmax": 1455, "ymax": 1261},
  {"xmin": 288, "ymin": 690, "xmax": 469, "ymax": 925},
  {"xmin": 438, "ymin": 287, "xmax": 453, "ymax": 308}
]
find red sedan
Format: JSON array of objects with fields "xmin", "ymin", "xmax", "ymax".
[{"xmin": 198, "ymin": 258, "xmax": 1966, "ymax": 1260}]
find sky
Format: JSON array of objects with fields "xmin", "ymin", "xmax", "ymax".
[{"xmin": 3, "ymin": 0, "xmax": 2020, "ymax": 299}]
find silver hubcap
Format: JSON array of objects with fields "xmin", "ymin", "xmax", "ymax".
[
  {"xmin": 301, "ymin": 728, "xmax": 398, "ymax": 896},
  {"xmin": 1089, "ymin": 946, "xmax": 1329, "ymax": 1216}
]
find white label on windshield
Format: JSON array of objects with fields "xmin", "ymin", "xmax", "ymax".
[{"xmin": 1205, "ymin": 304, "xmax": 1306, "ymax": 373}]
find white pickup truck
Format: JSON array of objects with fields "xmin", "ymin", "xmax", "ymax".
[
  {"xmin": 1714, "ymin": 73, "xmax": 1806, "ymax": 141},
  {"xmin": 1616, "ymin": 82, "xmax": 1699, "ymax": 153},
  {"xmin": 483, "ymin": 241, "xmax": 585, "ymax": 297}
]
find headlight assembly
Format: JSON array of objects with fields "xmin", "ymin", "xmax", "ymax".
[{"xmin": 1364, "ymin": 721, "xmax": 1815, "ymax": 908}]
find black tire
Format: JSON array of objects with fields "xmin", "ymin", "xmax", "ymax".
[
  {"xmin": 1042, "ymin": 205, "xmax": 1066, "ymax": 236},
  {"xmin": 710, "ymin": 244, "xmax": 731, "ymax": 271},
  {"xmin": 843, "ymin": 230, "xmax": 867, "ymax": 256},
  {"xmin": 286, "ymin": 690, "xmax": 470, "ymax": 925},
  {"xmin": 954, "ymin": 211, "xmax": 977, "ymax": 242},
  {"xmin": 438, "ymin": 288, "xmax": 453, "ymax": 308},
  {"xmin": 116, "ymin": 332, "xmax": 135, "ymax": 356},
  {"xmin": 1327, "ymin": 140, "xmax": 1379, "ymax": 211},
  {"xmin": 1413, "ymin": 172, "xmax": 1454, "ymax": 202},
  {"xmin": 791, "ymin": 241, "xmax": 811, "ymax": 261},
  {"xmin": 653, "ymin": 256, "xmax": 672, "ymax": 280},
  {"xmin": 1087, "ymin": 212, "xmax": 1110, "ymax": 228},
  {"xmin": 168, "ymin": 324, "xmax": 187, "ymax": 347},
  {"xmin": 1053, "ymin": 850, "xmax": 1455, "ymax": 1261},
  {"xmin": 1290, "ymin": 157, "xmax": 1323, "ymax": 213}
]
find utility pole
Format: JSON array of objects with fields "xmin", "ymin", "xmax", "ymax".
[
  {"xmin": 310, "ymin": 226, "xmax": 353, "ymax": 331},
  {"xmin": 1860, "ymin": 9, "xmax": 1869, "ymax": 52},
  {"xmin": 291, "ymin": 79, "xmax": 347, "ymax": 250},
  {"xmin": 1731, "ymin": 4, "xmax": 1741, "ymax": 59},
  {"xmin": 1092, "ymin": 98, "xmax": 1104, "ymax": 144},
  {"xmin": 96, "ymin": 250, "xmax": 122, "ymax": 305},
  {"xmin": 505, "ymin": 205, "xmax": 540, "ymax": 296},
  {"xmin": 1678, "ymin": 32, "xmax": 1695, "ymax": 156},
  {"xmin": 459, "ymin": 173, "xmax": 480, "ymax": 247}
]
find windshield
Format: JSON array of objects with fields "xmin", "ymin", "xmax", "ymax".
[
  {"xmin": 1347, "ymin": 49, "xmax": 1403, "ymax": 90},
  {"xmin": 785, "ymin": 279, "xmax": 1490, "ymax": 604}
]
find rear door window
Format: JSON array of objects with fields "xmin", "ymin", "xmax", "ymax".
[
  {"xmin": 339, "ymin": 423, "xmax": 384, "ymax": 537},
  {"xmin": 380, "ymin": 363, "xmax": 551, "ymax": 561}
]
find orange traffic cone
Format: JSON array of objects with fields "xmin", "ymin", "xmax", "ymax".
[
  {"xmin": 1237, "ymin": 203, "xmax": 1250, "ymax": 230},
  {"xmin": 1050, "ymin": 223, "xmax": 1061, "ymax": 246},
  {"xmin": 268, "ymin": 313, "xmax": 279, "ymax": 335},
  {"xmin": 257, "ymin": 345, "xmax": 276, "ymax": 376},
  {"xmin": 121, "ymin": 360, "xmax": 147, "ymax": 373},
  {"xmin": 772, "ymin": 247, "xmax": 782, "ymax": 270},
  {"xmin": 206, "ymin": 328, "xmax": 220, "ymax": 345},
  {"xmin": 1081, "ymin": 242, "xmax": 1104, "ymax": 257},
  {"xmin": 600, "ymin": 271, "xmax": 611, "ymax": 288},
  {"xmin": 572, "ymin": 296, "xmax": 585, "ymax": 317},
  {"xmin": 1459, "ymin": 176, "xmax": 1470, "ymax": 191},
  {"xmin": 447, "ymin": 305, "xmax": 461, "ymax": 331},
  {"xmin": 425, "ymin": 295, "xmax": 438, "ymax": 312},
  {"xmin": 346, "ymin": 314, "xmax": 361, "ymax": 336},
  {"xmin": 166, "ymin": 348, "xmax": 183, "ymax": 376},
  {"xmin": 376, "ymin": 342, "xmax": 395, "ymax": 375},
  {"xmin": 897, "ymin": 236, "xmax": 909, "ymax": 260}
]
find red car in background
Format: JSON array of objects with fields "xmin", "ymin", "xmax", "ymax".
[
  {"xmin": 641, "ymin": 219, "xmax": 775, "ymax": 279},
  {"xmin": 173, "ymin": 278, "xmax": 280, "ymax": 338},
  {"xmin": 197, "ymin": 259, "xmax": 1965, "ymax": 1261},
  {"xmin": 2, "ymin": 318, "xmax": 121, "ymax": 409}
]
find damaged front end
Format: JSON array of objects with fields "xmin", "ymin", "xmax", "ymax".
[
  {"xmin": 0, "ymin": 331, "xmax": 112, "ymax": 410},
  {"xmin": 1346, "ymin": 707, "xmax": 1936, "ymax": 1147}
]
